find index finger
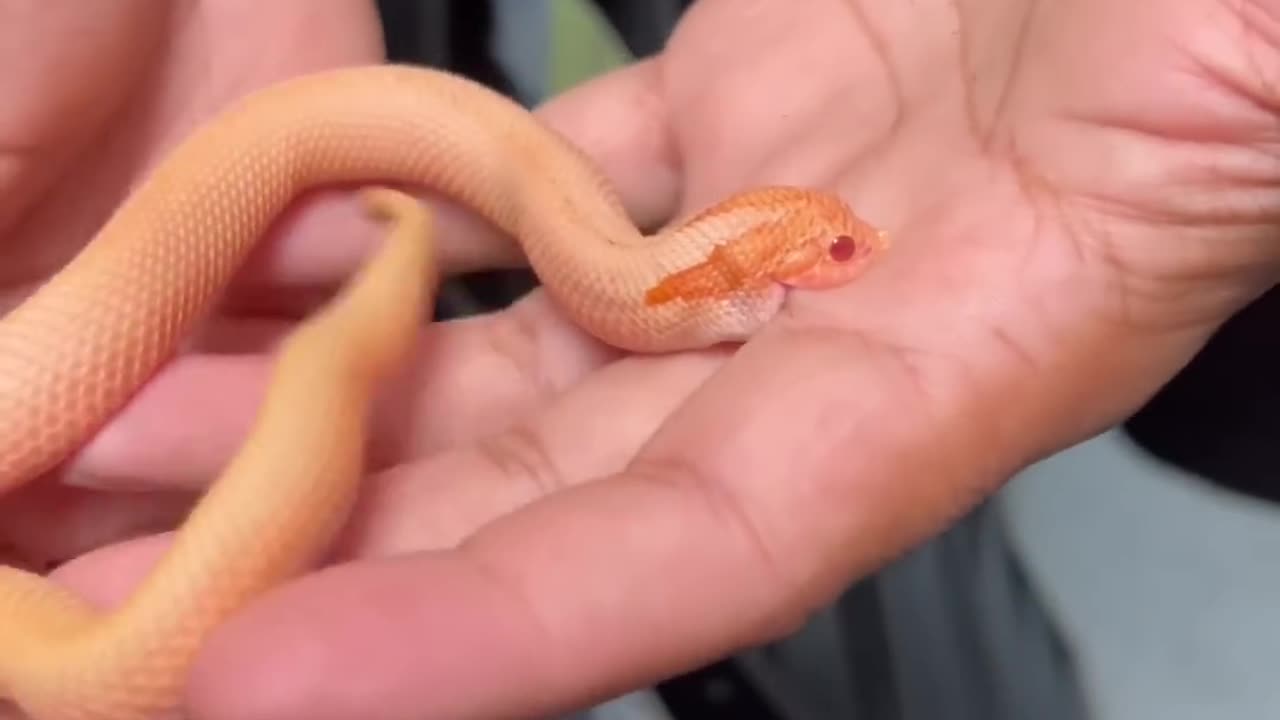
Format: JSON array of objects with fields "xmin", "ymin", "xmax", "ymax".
[{"xmin": 180, "ymin": 310, "xmax": 995, "ymax": 720}]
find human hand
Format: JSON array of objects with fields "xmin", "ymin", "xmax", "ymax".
[
  {"xmin": 0, "ymin": 0, "xmax": 401, "ymax": 565},
  {"xmin": 23, "ymin": 0, "xmax": 1280, "ymax": 718}
]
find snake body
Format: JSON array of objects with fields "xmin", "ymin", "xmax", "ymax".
[{"xmin": 0, "ymin": 64, "xmax": 886, "ymax": 719}]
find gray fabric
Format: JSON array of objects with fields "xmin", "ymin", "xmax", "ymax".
[
  {"xmin": 563, "ymin": 691, "xmax": 676, "ymax": 720},
  {"xmin": 736, "ymin": 502, "xmax": 1090, "ymax": 720},
  {"xmin": 491, "ymin": 0, "xmax": 552, "ymax": 103}
]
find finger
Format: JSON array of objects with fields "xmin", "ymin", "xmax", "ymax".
[
  {"xmin": 0, "ymin": 482, "xmax": 191, "ymax": 571},
  {"xmin": 533, "ymin": 57, "xmax": 682, "ymax": 231},
  {"xmin": 64, "ymin": 291, "xmax": 618, "ymax": 491},
  {"xmin": 221, "ymin": 187, "xmax": 528, "ymax": 318},
  {"xmin": 47, "ymin": 531, "xmax": 175, "ymax": 610},
  {"xmin": 184, "ymin": 321, "xmax": 990, "ymax": 720},
  {"xmin": 40, "ymin": 344, "xmax": 724, "ymax": 615},
  {"xmin": 0, "ymin": 0, "xmax": 168, "ymax": 238},
  {"xmin": 217, "ymin": 56, "xmax": 683, "ymax": 311},
  {"xmin": 335, "ymin": 346, "xmax": 728, "ymax": 557},
  {"xmin": 67, "ymin": 47, "xmax": 697, "ymax": 489}
]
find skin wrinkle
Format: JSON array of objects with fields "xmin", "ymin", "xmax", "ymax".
[
  {"xmin": 954, "ymin": 0, "xmax": 1040, "ymax": 154},
  {"xmin": 987, "ymin": 324, "xmax": 1039, "ymax": 376},
  {"xmin": 377, "ymin": 553, "xmax": 572, "ymax": 720},
  {"xmin": 949, "ymin": 0, "xmax": 1077, "ymax": 334},
  {"xmin": 1001, "ymin": 136, "xmax": 1078, "ymax": 265},
  {"xmin": 1005, "ymin": 144, "xmax": 1099, "ymax": 281},
  {"xmin": 1040, "ymin": 96, "xmax": 1280, "ymax": 328},
  {"xmin": 1017, "ymin": 168, "xmax": 1156, "ymax": 334},
  {"xmin": 867, "ymin": 330, "xmax": 1010, "ymax": 485},
  {"xmin": 1247, "ymin": 0, "xmax": 1280, "ymax": 26},
  {"xmin": 782, "ymin": 336, "xmax": 1006, "ymax": 600},
  {"xmin": 986, "ymin": 50, "xmax": 1256, "ymax": 335},
  {"xmin": 472, "ymin": 421, "xmax": 571, "ymax": 502},
  {"xmin": 1073, "ymin": 180, "xmax": 1280, "ymax": 230},
  {"xmin": 483, "ymin": 301, "xmax": 561, "ymax": 400},
  {"xmin": 1183, "ymin": 53, "xmax": 1280, "ymax": 142},
  {"xmin": 1196, "ymin": 143, "xmax": 1280, "ymax": 191},
  {"xmin": 452, "ymin": 543, "xmax": 561, "ymax": 675},
  {"xmin": 403, "ymin": 304, "xmax": 598, "ymax": 458},
  {"xmin": 1059, "ymin": 68, "xmax": 1268, "ymax": 146},
  {"xmin": 629, "ymin": 452, "xmax": 793, "ymax": 613},
  {"xmin": 1225, "ymin": 0, "xmax": 1280, "ymax": 111},
  {"xmin": 875, "ymin": 167, "xmax": 1111, "ymax": 471},
  {"xmin": 448, "ymin": 523, "xmax": 673, "ymax": 720},
  {"xmin": 1057, "ymin": 133, "xmax": 1280, "ymax": 254},
  {"xmin": 337, "ymin": 349, "xmax": 731, "ymax": 562},
  {"xmin": 892, "ymin": 181, "xmax": 1056, "ymax": 390},
  {"xmin": 483, "ymin": 294, "xmax": 610, "ymax": 400},
  {"xmin": 841, "ymin": 0, "xmax": 907, "ymax": 140},
  {"xmin": 1039, "ymin": 13, "xmax": 1280, "ymax": 241},
  {"xmin": 624, "ymin": 324, "xmax": 944, "ymax": 624}
]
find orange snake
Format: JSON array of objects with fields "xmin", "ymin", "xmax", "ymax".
[{"xmin": 0, "ymin": 64, "xmax": 887, "ymax": 720}]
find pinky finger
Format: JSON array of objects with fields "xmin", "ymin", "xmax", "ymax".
[{"xmin": 0, "ymin": 482, "xmax": 191, "ymax": 572}]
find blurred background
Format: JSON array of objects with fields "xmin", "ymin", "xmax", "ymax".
[{"xmin": 373, "ymin": 2, "xmax": 1280, "ymax": 718}]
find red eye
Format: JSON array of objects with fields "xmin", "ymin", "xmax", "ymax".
[{"xmin": 829, "ymin": 234, "xmax": 857, "ymax": 262}]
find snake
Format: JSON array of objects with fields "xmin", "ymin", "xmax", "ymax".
[{"xmin": 0, "ymin": 63, "xmax": 888, "ymax": 720}]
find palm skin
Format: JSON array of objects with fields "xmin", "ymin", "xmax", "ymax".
[{"xmin": 4, "ymin": 1, "xmax": 1280, "ymax": 719}]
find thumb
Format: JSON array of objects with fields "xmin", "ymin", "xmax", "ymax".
[{"xmin": 533, "ymin": 57, "xmax": 682, "ymax": 231}]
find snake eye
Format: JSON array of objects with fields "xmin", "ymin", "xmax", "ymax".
[{"xmin": 828, "ymin": 234, "xmax": 857, "ymax": 262}]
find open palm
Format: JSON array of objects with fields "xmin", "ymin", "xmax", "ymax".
[{"xmin": 11, "ymin": 1, "xmax": 1280, "ymax": 719}]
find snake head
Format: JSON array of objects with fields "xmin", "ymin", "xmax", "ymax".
[
  {"xmin": 761, "ymin": 188, "xmax": 890, "ymax": 291},
  {"xmin": 643, "ymin": 187, "xmax": 888, "ymax": 307}
]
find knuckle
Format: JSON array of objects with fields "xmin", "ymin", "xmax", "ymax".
[
  {"xmin": 484, "ymin": 297, "xmax": 563, "ymax": 399},
  {"xmin": 473, "ymin": 421, "xmax": 568, "ymax": 500},
  {"xmin": 627, "ymin": 453, "xmax": 797, "ymax": 600}
]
